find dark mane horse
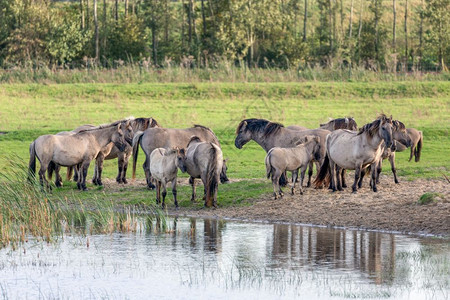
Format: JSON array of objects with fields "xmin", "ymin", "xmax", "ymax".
[{"xmin": 235, "ymin": 118, "xmax": 330, "ymax": 187}]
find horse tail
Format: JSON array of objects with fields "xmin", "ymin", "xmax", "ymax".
[
  {"xmin": 265, "ymin": 150, "xmax": 273, "ymax": 179},
  {"xmin": 415, "ymin": 131, "xmax": 423, "ymax": 162},
  {"xmin": 205, "ymin": 144, "xmax": 219, "ymax": 207},
  {"xmin": 314, "ymin": 154, "xmax": 330, "ymax": 188},
  {"xmin": 132, "ymin": 131, "xmax": 145, "ymax": 179},
  {"xmin": 67, "ymin": 166, "xmax": 74, "ymax": 180},
  {"xmin": 47, "ymin": 161, "xmax": 55, "ymax": 180},
  {"xmin": 28, "ymin": 141, "xmax": 36, "ymax": 182}
]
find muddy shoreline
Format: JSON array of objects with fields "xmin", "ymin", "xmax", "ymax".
[{"xmin": 159, "ymin": 176, "xmax": 450, "ymax": 238}]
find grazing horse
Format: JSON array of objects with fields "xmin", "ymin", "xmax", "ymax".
[
  {"xmin": 29, "ymin": 122, "xmax": 127, "ymax": 191},
  {"xmin": 235, "ymin": 118, "xmax": 329, "ymax": 187},
  {"xmin": 265, "ymin": 135, "xmax": 321, "ymax": 199},
  {"xmin": 314, "ymin": 115, "xmax": 394, "ymax": 193},
  {"xmin": 149, "ymin": 147, "xmax": 187, "ymax": 208},
  {"xmin": 372, "ymin": 120, "xmax": 412, "ymax": 184},
  {"xmin": 132, "ymin": 125, "xmax": 229, "ymax": 189},
  {"xmin": 183, "ymin": 136, "xmax": 224, "ymax": 208}
]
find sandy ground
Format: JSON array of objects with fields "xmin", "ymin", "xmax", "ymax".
[{"xmin": 103, "ymin": 176, "xmax": 450, "ymax": 237}]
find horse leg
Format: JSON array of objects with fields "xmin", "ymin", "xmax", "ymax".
[
  {"xmin": 336, "ymin": 166, "xmax": 343, "ymax": 191},
  {"xmin": 38, "ymin": 160, "xmax": 51, "ymax": 191},
  {"xmin": 95, "ymin": 156, "xmax": 105, "ymax": 186},
  {"xmin": 271, "ymin": 169, "xmax": 279, "ymax": 200},
  {"xmin": 299, "ymin": 166, "xmax": 307, "ymax": 195},
  {"xmin": 329, "ymin": 160, "xmax": 337, "ymax": 192},
  {"xmin": 144, "ymin": 155, "xmax": 155, "ymax": 190},
  {"xmin": 341, "ymin": 169, "xmax": 347, "ymax": 188},
  {"xmin": 172, "ymin": 180, "xmax": 178, "ymax": 209},
  {"xmin": 291, "ymin": 170, "xmax": 298, "ymax": 195},
  {"xmin": 389, "ymin": 153, "xmax": 399, "ymax": 184},
  {"xmin": 279, "ymin": 171, "xmax": 288, "ymax": 187},
  {"xmin": 161, "ymin": 183, "xmax": 167, "ymax": 209},
  {"xmin": 306, "ymin": 161, "xmax": 313, "ymax": 187},
  {"xmin": 116, "ymin": 154, "xmax": 124, "ymax": 184},
  {"xmin": 80, "ymin": 161, "xmax": 90, "ymax": 191},
  {"xmin": 121, "ymin": 153, "xmax": 131, "ymax": 184},
  {"xmin": 73, "ymin": 165, "xmax": 79, "ymax": 182},
  {"xmin": 376, "ymin": 160, "xmax": 382, "ymax": 185},
  {"xmin": 358, "ymin": 168, "xmax": 366, "ymax": 189},
  {"xmin": 92, "ymin": 160, "xmax": 98, "ymax": 185},
  {"xmin": 156, "ymin": 181, "xmax": 161, "ymax": 205},
  {"xmin": 370, "ymin": 162, "xmax": 378, "ymax": 192},
  {"xmin": 189, "ymin": 177, "xmax": 196, "ymax": 202},
  {"xmin": 409, "ymin": 145, "xmax": 415, "ymax": 162},
  {"xmin": 55, "ymin": 164, "xmax": 63, "ymax": 187},
  {"xmin": 352, "ymin": 165, "xmax": 361, "ymax": 193}
]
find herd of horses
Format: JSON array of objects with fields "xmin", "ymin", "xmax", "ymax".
[{"xmin": 28, "ymin": 115, "xmax": 423, "ymax": 207}]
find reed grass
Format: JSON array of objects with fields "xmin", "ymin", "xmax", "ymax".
[
  {"xmin": 0, "ymin": 63, "xmax": 448, "ymax": 84},
  {"xmin": 0, "ymin": 157, "xmax": 166, "ymax": 249}
]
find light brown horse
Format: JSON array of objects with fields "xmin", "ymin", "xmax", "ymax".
[
  {"xmin": 132, "ymin": 125, "xmax": 229, "ymax": 189},
  {"xmin": 405, "ymin": 128, "xmax": 423, "ymax": 162},
  {"xmin": 315, "ymin": 115, "xmax": 394, "ymax": 193},
  {"xmin": 235, "ymin": 118, "xmax": 330, "ymax": 187},
  {"xmin": 265, "ymin": 136, "xmax": 321, "ymax": 199},
  {"xmin": 183, "ymin": 136, "xmax": 224, "ymax": 208},
  {"xmin": 29, "ymin": 122, "xmax": 127, "ymax": 191},
  {"xmin": 149, "ymin": 147, "xmax": 187, "ymax": 208}
]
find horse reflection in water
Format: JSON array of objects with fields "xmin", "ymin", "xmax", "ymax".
[
  {"xmin": 270, "ymin": 224, "xmax": 396, "ymax": 285},
  {"xmin": 186, "ymin": 218, "xmax": 224, "ymax": 254}
]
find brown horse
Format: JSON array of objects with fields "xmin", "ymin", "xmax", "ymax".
[
  {"xmin": 235, "ymin": 118, "xmax": 330, "ymax": 187},
  {"xmin": 132, "ymin": 125, "xmax": 229, "ymax": 189},
  {"xmin": 29, "ymin": 122, "xmax": 128, "ymax": 191},
  {"xmin": 315, "ymin": 115, "xmax": 394, "ymax": 193},
  {"xmin": 319, "ymin": 117, "xmax": 358, "ymax": 131},
  {"xmin": 265, "ymin": 136, "xmax": 321, "ymax": 199}
]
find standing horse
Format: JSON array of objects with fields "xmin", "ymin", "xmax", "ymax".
[
  {"xmin": 314, "ymin": 115, "xmax": 394, "ymax": 193},
  {"xmin": 265, "ymin": 135, "xmax": 321, "ymax": 199},
  {"xmin": 92, "ymin": 117, "xmax": 159, "ymax": 185},
  {"xmin": 149, "ymin": 147, "xmax": 187, "ymax": 208},
  {"xmin": 319, "ymin": 117, "xmax": 358, "ymax": 131},
  {"xmin": 235, "ymin": 118, "xmax": 329, "ymax": 187},
  {"xmin": 132, "ymin": 125, "xmax": 229, "ymax": 189},
  {"xmin": 372, "ymin": 120, "xmax": 412, "ymax": 184},
  {"xmin": 405, "ymin": 128, "xmax": 423, "ymax": 162},
  {"xmin": 29, "ymin": 122, "xmax": 127, "ymax": 191},
  {"xmin": 183, "ymin": 136, "xmax": 224, "ymax": 208}
]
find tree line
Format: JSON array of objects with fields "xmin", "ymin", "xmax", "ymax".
[{"xmin": 0, "ymin": 0, "xmax": 448, "ymax": 71}]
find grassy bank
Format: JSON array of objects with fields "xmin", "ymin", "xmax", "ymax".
[{"xmin": 0, "ymin": 81, "xmax": 448, "ymax": 209}]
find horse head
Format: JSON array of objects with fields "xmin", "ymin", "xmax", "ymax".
[
  {"xmin": 123, "ymin": 120, "xmax": 134, "ymax": 146},
  {"xmin": 175, "ymin": 147, "xmax": 187, "ymax": 173},
  {"xmin": 379, "ymin": 115, "xmax": 394, "ymax": 148},
  {"xmin": 392, "ymin": 120, "xmax": 412, "ymax": 148},
  {"xmin": 113, "ymin": 123, "xmax": 127, "ymax": 152},
  {"xmin": 220, "ymin": 158, "xmax": 230, "ymax": 183},
  {"xmin": 312, "ymin": 136, "xmax": 321, "ymax": 161},
  {"xmin": 235, "ymin": 120, "xmax": 252, "ymax": 149}
]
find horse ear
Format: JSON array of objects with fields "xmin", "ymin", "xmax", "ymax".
[{"xmin": 117, "ymin": 123, "xmax": 123, "ymax": 132}]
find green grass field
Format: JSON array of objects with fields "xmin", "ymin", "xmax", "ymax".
[{"xmin": 1, "ymin": 81, "xmax": 449, "ymax": 207}]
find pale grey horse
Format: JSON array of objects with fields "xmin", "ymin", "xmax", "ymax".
[
  {"xmin": 265, "ymin": 135, "xmax": 321, "ymax": 199},
  {"xmin": 149, "ymin": 147, "xmax": 187, "ymax": 208},
  {"xmin": 29, "ymin": 122, "xmax": 127, "ymax": 191},
  {"xmin": 315, "ymin": 115, "xmax": 394, "ymax": 193}
]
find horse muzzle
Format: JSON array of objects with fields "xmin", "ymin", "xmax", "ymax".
[
  {"xmin": 220, "ymin": 175, "xmax": 230, "ymax": 184},
  {"xmin": 234, "ymin": 139, "xmax": 243, "ymax": 149}
]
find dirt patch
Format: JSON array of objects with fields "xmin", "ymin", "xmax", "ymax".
[
  {"xmin": 99, "ymin": 175, "xmax": 449, "ymax": 237},
  {"xmin": 164, "ymin": 176, "xmax": 450, "ymax": 237}
]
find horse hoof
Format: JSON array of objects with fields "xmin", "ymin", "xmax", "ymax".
[
  {"xmin": 373, "ymin": 187, "xmax": 378, "ymax": 192},
  {"xmin": 291, "ymin": 188, "xmax": 295, "ymax": 195},
  {"xmin": 395, "ymin": 180, "xmax": 399, "ymax": 184},
  {"xmin": 122, "ymin": 179, "xmax": 128, "ymax": 184},
  {"xmin": 306, "ymin": 182, "xmax": 311, "ymax": 188},
  {"xmin": 342, "ymin": 184, "xmax": 347, "ymax": 188}
]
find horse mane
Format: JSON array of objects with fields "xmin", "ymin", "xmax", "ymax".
[
  {"xmin": 187, "ymin": 135, "xmax": 202, "ymax": 148},
  {"xmin": 163, "ymin": 148, "xmax": 178, "ymax": 156},
  {"xmin": 134, "ymin": 117, "xmax": 159, "ymax": 129},
  {"xmin": 236, "ymin": 118, "xmax": 284, "ymax": 138},
  {"xmin": 193, "ymin": 124, "xmax": 220, "ymax": 144},
  {"xmin": 358, "ymin": 114, "xmax": 391, "ymax": 137},
  {"xmin": 76, "ymin": 118, "xmax": 133, "ymax": 133},
  {"xmin": 393, "ymin": 120, "xmax": 406, "ymax": 131}
]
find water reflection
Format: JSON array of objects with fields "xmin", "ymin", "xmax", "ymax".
[{"xmin": 0, "ymin": 217, "xmax": 448, "ymax": 300}]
